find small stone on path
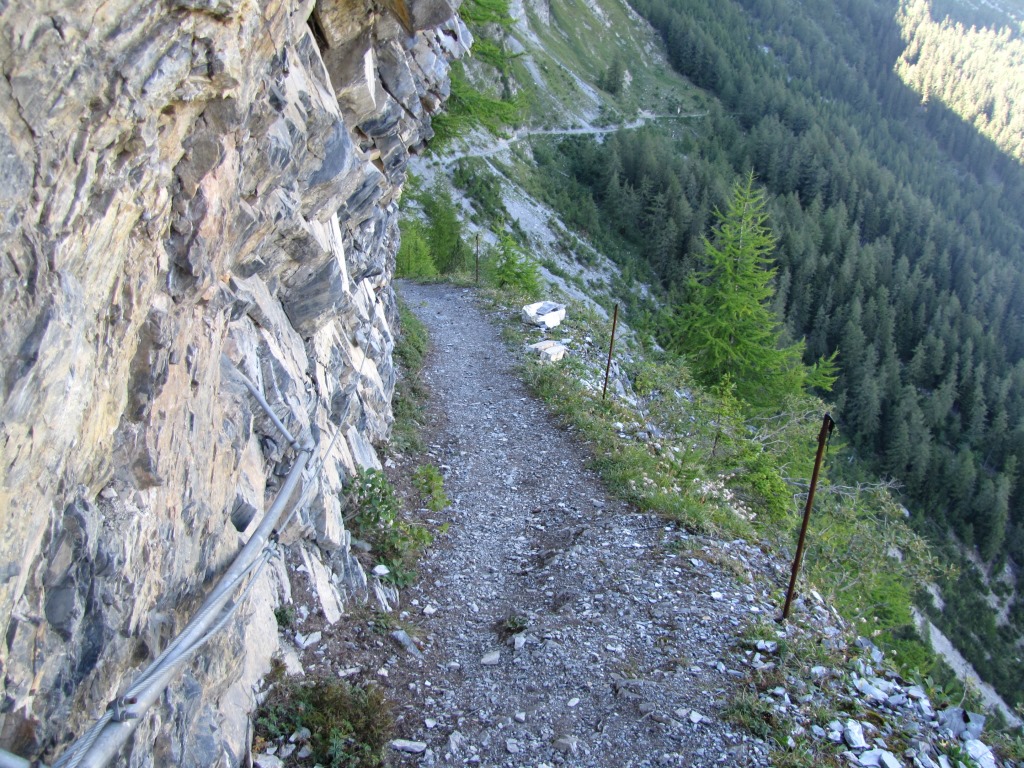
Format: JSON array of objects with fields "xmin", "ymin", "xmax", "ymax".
[
  {"xmin": 391, "ymin": 739, "xmax": 427, "ymax": 754},
  {"xmin": 554, "ymin": 735, "xmax": 578, "ymax": 754}
]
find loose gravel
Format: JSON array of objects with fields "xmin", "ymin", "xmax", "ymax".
[
  {"xmin": 367, "ymin": 281, "xmax": 783, "ymax": 767},
  {"xmin": 274, "ymin": 281, "xmax": 790, "ymax": 768},
  {"xmin": 265, "ymin": 282, "xmax": 1019, "ymax": 768}
]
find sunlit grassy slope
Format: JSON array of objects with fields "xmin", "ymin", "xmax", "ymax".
[{"xmin": 495, "ymin": 0, "xmax": 706, "ymax": 125}]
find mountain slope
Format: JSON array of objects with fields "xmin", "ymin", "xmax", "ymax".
[{"xmin": 416, "ymin": 0, "xmax": 1024, "ymax": 724}]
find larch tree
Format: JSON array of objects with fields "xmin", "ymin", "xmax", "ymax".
[{"xmin": 665, "ymin": 172, "xmax": 835, "ymax": 407}]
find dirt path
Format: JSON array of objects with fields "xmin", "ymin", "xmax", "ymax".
[
  {"xmin": 373, "ymin": 282, "xmax": 778, "ymax": 768},
  {"xmin": 437, "ymin": 111, "xmax": 706, "ymax": 163}
]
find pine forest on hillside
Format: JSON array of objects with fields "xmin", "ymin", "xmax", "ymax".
[
  {"xmin": 555, "ymin": 0, "xmax": 1024, "ymax": 555},
  {"xmin": 421, "ymin": 0, "xmax": 1024, "ymax": 711}
]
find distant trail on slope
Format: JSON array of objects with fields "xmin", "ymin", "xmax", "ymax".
[
  {"xmin": 443, "ymin": 111, "xmax": 706, "ymax": 162},
  {"xmin": 383, "ymin": 280, "xmax": 780, "ymax": 768}
]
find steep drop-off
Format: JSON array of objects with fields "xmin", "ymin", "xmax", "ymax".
[{"xmin": 0, "ymin": 0, "xmax": 467, "ymax": 763}]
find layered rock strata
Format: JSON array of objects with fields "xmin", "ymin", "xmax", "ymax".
[{"xmin": 0, "ymin": 0, "xmax": 467, "ymax": 763}]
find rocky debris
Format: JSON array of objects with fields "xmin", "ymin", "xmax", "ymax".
[
  {"xmin": 857, "ymin": 748, "xmax": 901, "ymax": 768},
  {"xmin": 937, "ymin": 707, "xmax": 986, "ymax": 741},
  {"xmin": 522, "ymin": 300, "xmax": 567, "ymax": 329},
  {"xmin": 295, "ymin": 628, "xmax": 323, "ymax": 650},
  {"xmin": 391, "ymin": 629, "xmax": 425, "ymax": 660},
  {"xmin": 844, "ymin": 720, "xmax": 870, "ymax": 749},
  {"xmin": 553, "ymin": 735, "xmax": 579, "ymax": 754},
  {"xmin": 255, "ymin": 727, "xmax": 315, "ymax": 768},
  {"xmin": 756, "ymin": 624, "xmax": 1013, "ymax": 768},
  {"xmin": 299, "ymin": 544, "xmax": 344, "ymax": 625},
  {"xmin": 528, "ymin": 339, "xmax": 569, "ymax": 362},
  {"xmin": 0, "ymin": 0, "xmax": 467, "ymax": 762},
  {"xmin": 254, "ymin": 754, "xmax": 285, "ymax": 768}
]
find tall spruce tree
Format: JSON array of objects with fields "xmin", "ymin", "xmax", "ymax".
[{"xmin": 664, "ymin": 173, "xmax": 834, "ymax": 407}]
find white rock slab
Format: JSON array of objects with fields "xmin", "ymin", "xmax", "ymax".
[
  {"xmin": 844, "ymin": 719, "xmax": 868, "ymax": 749},
  {"xmin": 390, "ymin": 739, "xmax": 427, "ymax": 754},
  {"xmin": 300, "ymin": 545, "xmax": 343, "ymax": 624},
  {"xmin": 528, "ymin": 340, "xmax": 567, "ymax": 362},
  {"xmin": 522, "ymin": 301, "xmax": 566, "ymax": 329},
  {"xmin": 280, "ymin": 645, "xmax": 305, "ymax": 677},
  {"xmin": 964, "ymin": 739, "xmax": 996, "ymax": 768}
]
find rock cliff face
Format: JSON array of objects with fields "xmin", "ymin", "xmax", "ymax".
[{"xmin": 0, "ymin": 0, "xmax": 467, "ymax": 763}]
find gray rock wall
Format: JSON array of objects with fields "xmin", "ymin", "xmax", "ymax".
[{"xmin": 0, "ymin": 0, "xmax": 467, "ymax": 763}]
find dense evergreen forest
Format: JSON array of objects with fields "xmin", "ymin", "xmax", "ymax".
[
  {"xmin": 896, "ymin": 0, "xmax": 1024, "ymax": 163},
  {"xmin": 525, "ymin": 0, "xmax": 1024, "ymax": 701}
]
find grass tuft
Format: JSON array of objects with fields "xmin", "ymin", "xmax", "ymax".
[{"xmin": 391, "ymin": 297, "xmax": 431, "ymax": 454}]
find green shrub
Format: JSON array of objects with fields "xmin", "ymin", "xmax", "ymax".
[
  {"xmin": 345, "ymin": 468, "xmax": 437, "ymax": 587},
  {"xmin": 347, "ymin": 468, "xmax": 401, "ymax": 534},
  {"xmin": 255, "ymin": 680, "xmax": 393, "ymax": 768},
  {"xmin": 431, "ymin": 63, "xmax": 521, "ymax": 146},
  {"xmin": 723, "ymin": 688, "xmax": 776, "ymax": 740},
  {"xmin": 735, "ymin": 450, "xmax": 791, "ymax": 522},
  {"xmin": 273, "ymin": 605, "xmax": 295, "ymax": 629},
  {"xmin": 991, "ymin": 730, "xmax": 1024, "ymax": 763},
  {"xmin": 460, "ymin": 0, "xmax": 512, "ymax": 27},
  {"xmin": 412, "ymin": 464, "xmax": 450, "ymax": 512},
  {"xmin": 495, "ymin": 612, "xmax": 529, "ymax": 639},
  {"xmin": 421, "ymin": 180, "xmax": 469, "ymax": 274},
  {"xmin": 394, "ymin": 297, "xmax": 429, "ymax": 375},
  {"xmin": 490, "ymin": 233, "xmax": 540, "ymax": 295},
  {"xmin": 453, "ymin": 158, "xmax": 508, "ymax": 224}
]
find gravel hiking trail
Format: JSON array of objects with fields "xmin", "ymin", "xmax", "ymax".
[{"xmin": 373, "ymin": 281, "xmax": 781, "ymax": 768}]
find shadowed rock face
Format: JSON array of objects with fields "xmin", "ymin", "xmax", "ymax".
[{"xmin": 0, "ymin": 0, "xmax": 468, "ymax": 763}]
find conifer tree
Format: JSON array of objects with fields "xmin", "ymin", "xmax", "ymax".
[
  {"xmin": 422, "ymin": 181, "xmax": 469, "ymax": 274},
  {"xmin": 664, "ymin": 172, "xmax": 834, "ymax": 407},
  {"xmin": 395, "ymin": 221, "xmax": 438, "ymax": 278},
  {"xmin": 491, "ymin": 233, "xmax": 539, "ymax": 295}
]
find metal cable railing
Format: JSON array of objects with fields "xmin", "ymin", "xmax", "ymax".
[
  {"xmin": 1, "ymin": 331, "xmax": 379, "ymax": 768},
  {"xmin": 0, "ymin": 357, "xmax": 349, "ymax": 768},
  {"xmin": 55, "ymin": 365, "xmax": 315, "ymax": 768}
]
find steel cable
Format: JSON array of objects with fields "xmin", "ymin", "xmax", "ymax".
[{"xmin": 26, "ymin": 339, "xmax": 376, "ymax": 768}]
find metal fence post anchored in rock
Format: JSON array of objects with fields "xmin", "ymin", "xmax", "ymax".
[
  {"xmin": 780, "ymin": 412, "xmax": 835, "ymax": 621},
  {"xmin": 602, "ymin": 303, "xmax": 620, "ymax": 401}
]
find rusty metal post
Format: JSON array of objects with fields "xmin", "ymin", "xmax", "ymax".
[
  {"xmin": 781, "ymin": 412, "xmax": 835, "ymax": 620},
  {"xmin": 602, "ymin": 304, "xmax": 620, "ymax": 401}
]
